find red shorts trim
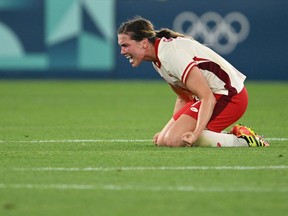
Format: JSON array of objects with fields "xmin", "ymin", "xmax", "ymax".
[{"xmin": 173, "ymin": 87, "xmax": 248, "ymax": 132}]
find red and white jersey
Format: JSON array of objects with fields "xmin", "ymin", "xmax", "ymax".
[{"xmin": 152, "ymin": 37, "xmax": 246, "ymax": 97}]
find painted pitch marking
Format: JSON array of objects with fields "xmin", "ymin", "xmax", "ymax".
[
  {"xmin": 0, "ymin": 137, "xmax": 287, "ymax": 143},
  {"xmin": 13, "ymin": 165, "xmax": 288, "ymax": 172},
  {"xmin": 0, "ymin": 183, "xmax": 287, "ymax": 193}
]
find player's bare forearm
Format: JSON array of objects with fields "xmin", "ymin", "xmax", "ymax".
[
  {"xmin": 170, "ymin": 85, "xmax": 193, "ymax": 114},
  {"xmin": 173, "ymin": 97, "xmax": 187, "ymax": 114},
  {"xmin": 193, "ymin": 93, "xmax": 216, "ymax": 138}
]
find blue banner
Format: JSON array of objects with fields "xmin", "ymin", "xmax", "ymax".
[
  {"xmin": 0, "ymin": 0, "xmax": 115, "ymax": 78},
  {"xmin": 0, "ymin": 0, "xmax": 287, "ymax": 80}
]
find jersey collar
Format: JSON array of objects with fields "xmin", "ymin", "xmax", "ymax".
[{"xmin": 153, "ymin": 38, "xmax": 161, "ymax": 68}]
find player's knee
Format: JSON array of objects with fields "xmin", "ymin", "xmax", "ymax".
[
  {"xmin": 163, "ymin": 133, "xmax": 182, "ymax": 147},
  {"xmin": 155, "ymin": 131, "xmax": 183, "ymax": 147}
]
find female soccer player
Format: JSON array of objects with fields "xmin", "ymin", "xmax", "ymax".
[{"xmin": 117, "ymin": 16, "xmax": 269, "ymax": 147}]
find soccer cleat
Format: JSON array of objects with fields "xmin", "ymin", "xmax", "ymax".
[
  {"xmin": 255, "ymin": 134, "xmax": 270, "ymax": 147},
  {"xmin": 230, "ymin": 124, "xmax": 270, "ymax": 147}
]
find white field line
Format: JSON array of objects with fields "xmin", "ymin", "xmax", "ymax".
[
  {"xmin": 0, "ymin": 139, "xmax": 152, "ymax": 143},
  {"xmin": 266, "ymin": 138, "xmax": 288, "ymax": 141},
  {"xmin": 0, "ymin": 137, "xmax": 287, "ymax": 143},
  {"xmin": 0, "ymin": 183, "xmax": 287, "ymax": 193},
  {"xmin": 13, "ymin": 165, "xmax": 288, "ymax": 172}
]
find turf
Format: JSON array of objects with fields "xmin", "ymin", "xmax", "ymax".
[{"xmin": 0, "ymin": 80, "xmax": 287, "ymax": 216}]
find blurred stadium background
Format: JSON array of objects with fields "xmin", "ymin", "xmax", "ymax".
[{"xmin": 0, "ymin": 0, "xmax": 287, "ymax": 80}]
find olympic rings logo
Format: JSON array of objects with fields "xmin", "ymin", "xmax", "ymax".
[{"xmin": 173, "ymin": 11, "xmax": 250, "ymax": 54}]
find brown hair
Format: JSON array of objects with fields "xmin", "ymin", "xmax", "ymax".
[{"xmin": 118, "ymin": 16, "xmax": 187, "ymax": 44}]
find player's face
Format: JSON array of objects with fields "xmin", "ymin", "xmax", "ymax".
[{"xmin": 118, "ymin": 33, "xmax": 146, "ymax": 67}]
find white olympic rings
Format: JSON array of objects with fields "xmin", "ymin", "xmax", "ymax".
[{"xmin": 173, "ymin": 11, "xmax": 250, "ymax": 54}]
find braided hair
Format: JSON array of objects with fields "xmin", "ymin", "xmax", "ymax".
[{"xmin": 118, "ymin": 16, "xmax": 189, "ymax": 44}]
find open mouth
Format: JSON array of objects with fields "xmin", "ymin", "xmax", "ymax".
[{"xmin": 125, "ymin": 54, "xmax": 133, "ymax": 64}]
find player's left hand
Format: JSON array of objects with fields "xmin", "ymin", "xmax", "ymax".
[
  {"xmin": 153, "ymin": 132, "xmax": 160, "ymax": 145},
  {"xmin": 181, "ymin": 132, "xmax": 197, "ymax": 147}
]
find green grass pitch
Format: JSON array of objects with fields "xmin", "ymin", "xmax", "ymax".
[{"xmin": 0, "ymin": 80, "xmax": 287, "ymax": 216}]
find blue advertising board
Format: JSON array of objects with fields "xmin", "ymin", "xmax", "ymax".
[
  {"xmin": 0, "ymin": 0, "xmax": 116, "ymax": 78},
  {"xmin": 0, "ymin": 0, "xmax": 287, "ymax": 80}
]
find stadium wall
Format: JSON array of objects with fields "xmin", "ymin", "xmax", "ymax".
[{"xmin": 0, "ymin": 0, "xmax": 287, "ymax": 80}]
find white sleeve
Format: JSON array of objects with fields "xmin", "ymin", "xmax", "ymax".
[{"xmin": 160, "ymin": 47, "xmax": 198, "ymax": 83}]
